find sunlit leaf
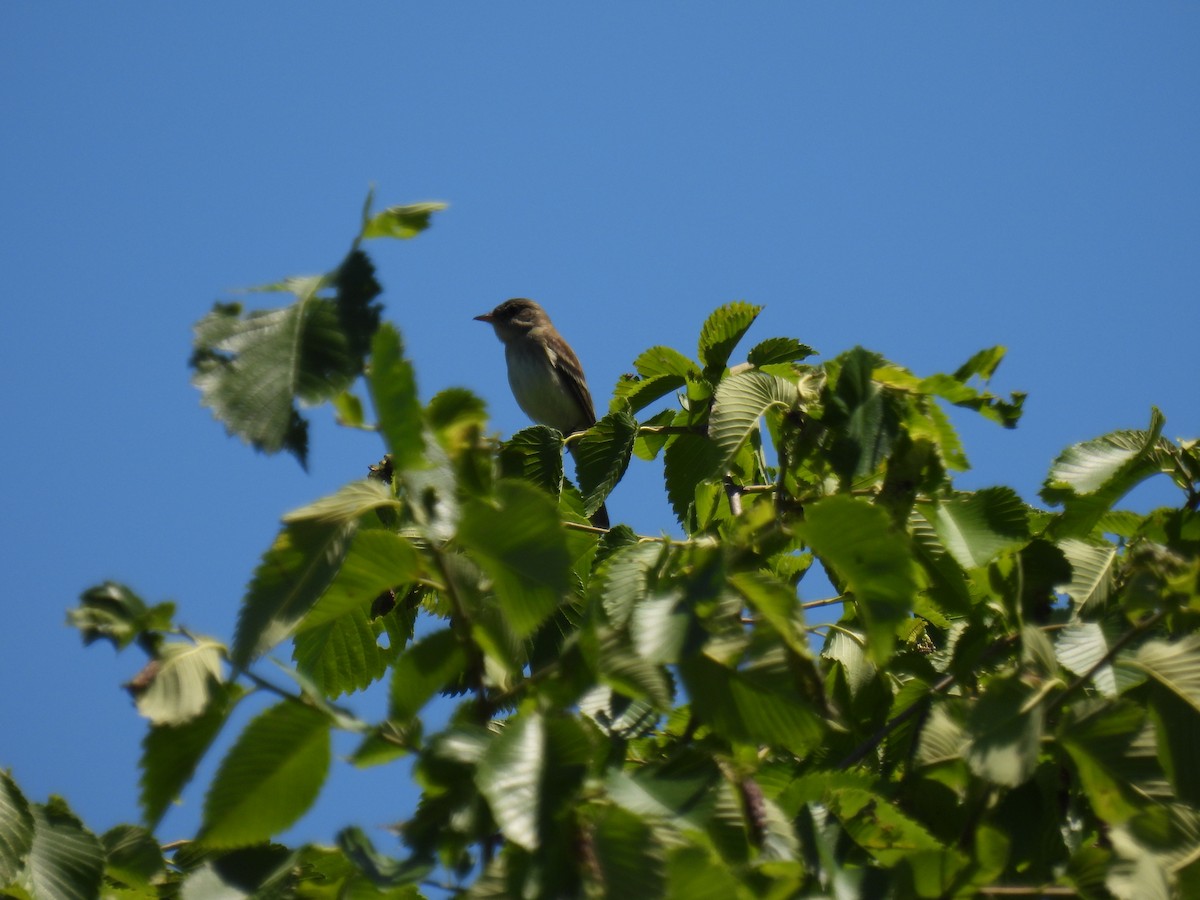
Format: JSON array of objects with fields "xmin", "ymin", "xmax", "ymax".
[
  {"xmin": 133, "ymin": 638, "xmax": 224, "ymax": 726},
  {"xmin": 231, "ymin": 519, "xmax": 356, "ymax": 668},
  {"xmin": 68, "ymin": 582, "xmax": 175, "ymax": 651},
  {"xmin": 709, "ymin": 371, "xmax": 803, "ymax": 470},
  {"xmin": 746, "ymin": 336, "xmax": 816, "ymax": 367},
  {"xmin": 368, "ymin": 324, "xmax": 425, "ymax": 473},
  {"xmin": 360, "ymin": 201, "xmax": 446, "ymax": 240},
  {"xmin": 575, "ymin": 409, "xmax": 637, "ymax": 518},
  {"xmin": 200, "ymin": 702, "xmax": 332, "ymax": 848},
  {"xmin": 798, "ymin": 494, "xmax": 919, "ymax": 661},
  {"xmin": 928, "ymin": 487, "xmax": 1029, "ymax": 570},
  {"xmin": 964, "ymin": 676, "xmax": 1043, "ymax": 787},
  {"xmin": 282, "ymin": 479, "xmax": 399, "ymax": 525},
  {"xmin": 697, "ymin": 301, "xmax": 762, "ymax": 374},
  {"xmin": 292, "ymin": 605, "xmax": 388, "ymax": 699},
  {"xmin": 1118, "ymin": 635, "xmax": 1200, "ymax": 715},
  {"xmin": 476, "ymin": 713, "xmax": 544, "ymax": 851},
  {"xmin": 498, "ymin": 425, "xmax": 564, "ymax": 496},
  {"xmin": 0, "ymin": 772, "xmax": 33, "ymax": 884},
  {"xmin": 458, "ymin": 480, "xmax": 572, "ymax": 637},
  {"xmin": 390, "ymin": 628, "xmax": 467, "ymax": 722},
  {"xmin": 101, "ymin": 825, "xmax": 165, "ymax": 890},
  {"xmin": 297, "ymin": 529, "xmax": 421, "ymax": 633},
  {"xmin": 24, "ymin": 799, "xmax": 103, "ymax": 900},
  {"xmin": 140, "ymin": 683, "xmax": 245, "ymax": 828}
]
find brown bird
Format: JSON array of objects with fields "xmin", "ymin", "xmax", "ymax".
[{"xmin": 475, "ymin": 299, "xmax": 609, "ymax": 528}]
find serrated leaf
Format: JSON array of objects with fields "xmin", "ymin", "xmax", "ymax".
[
  {"xmin": 591, "ymin": 626, "xmax": 674, "ymax": 710},
  {"xmin": 23, "ymin": 800, "xmax": 104, "ymax": 900},
  {"xmin": 575, "ymin": 410, "xmax": 637, "ymax": 518},
  {"xmin": 1057, "ymin": 538, "xmax": 1118, "ymax": 615},
  {"xmin": 190, "ymin": 253, "xmax": 380, "ymax": 467},
  {"xmin": 964, "ymin": 676, "xmax": 1043, "ymax": 787},
  {"xmin": 1045, "ymin": 409, "xmax": 1167, "ymax": 498},
  {"xmin": 458, "ymin": 480, "xmax": 572, "ymax": 637},
  {"xmin": 360, "ymin": 201, "xmax": 446, "ymax": 240},
  {"xmin": 697, "ymin": 301, "xmax": 762, "ymax": 374},
  {"xmin": 663, "ymin": 433, "xmax": 723, "ymax": 526},
  {"xmin": 476, "ymin": 713, "xmax": 544, "ymax": 851},
  {"xmin": 200, "ymin": 701, "xmax": 332, "ymax": 848},
  {"xmin": 729, "ymin": 571, "xmax": 809, "ymax": 658},
  {"xmin": 282, "ymin": 479, "xmax": 399, "ymax": 525},
  {"xmin": 746, "ymin": 336, "xmax": 816, "ymax": 367},
  {"xmin": 590, "ymin": 542, "xmax": 663, "ymax": 628},
  {"xmin": 368, "ymin": 324, "xmax": 425, "ymax": 473},
  {"xmin": 0, "ymin": 772, "xmax": 33, "ymax": 884},
  {"xmin": 1118, "ymin": 635, "xmax": 1200, "ymax": 714},
  {"xmin": 101, "ymin": 825, "xmax": 165, "ymax": 890},
  {"xmin": 293, "ymin": 605, "xmax": 388, "ymax": 699},
  {"xmin": 798, "ymin": 495, "xmax": 918, "ymax": 661},
  {"xmin": 825, "ymin": 787, "xmax": 944, "ymax": 866},
  {"xmin": 231, "ymin": 519, "xmax": 356, "ymax": 668},
  {"xmin": 823, "ymin": 347, "xmax": 900, "ymax": 484},
  {"xmin": 134, "ymin": 639, "xmax": 224, "ymax": 726},
  {"xmin": 498, "ymin": 425, "xmax": 564, "ymax": 496},
  {"xmin": 928, "ymin": 487, "xmax": 1030, "ymax": 570},
  {"xmin": 140, "ymin": 683, "xmax": 244, "ymax": 828},
  {"xmin": 611, "ymin": 372, "xmax": 689, "ymax": 416},
  {"xmin": 709, "ymin": 371, "xmax": 802, "ymax": 470},
  {"xmin": 297, "ymin": 529, "xmax": 421, "ymax": 633},
  {"xmin": 952, "ymin": 346, "xmax": 1007, "ymax": 382},
  {"xmin": 634, "ymin": 345, "xmax": 697, "ymax": 380},
  {"xmin": 390, "ymin": 628, "xmax": 467, "ymax": 722},
  {"xmin": 68, "ymin": 582, "xmax": 175, "ymax": 651},
  {"xmin": 590, "ymin": 805, "xmax": 666, "ymax": 898},
  {"xmin": 680, "ymin": 654, "xmax": 824, "ymax": 755},
  {"xmin": 1060, "ymin": 701, "xmax": 1158, "ymax": 824},
  {"xmin": 1055, "ymin": 621, "xmax": 1122, "ymax": 697}
]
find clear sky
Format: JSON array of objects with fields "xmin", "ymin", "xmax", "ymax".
[{"xmin": 2, "ymin": 3, "xmax": 1197, "ymax": 854}]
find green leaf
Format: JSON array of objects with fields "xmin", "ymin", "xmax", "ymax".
[
  {"xmin": 825, "ymin": 787, "xmax": 944, "ymax": 866},
  {"xmin": 798, "ymin": 495, "xmax": 919, "ymax": 661},
  {"xmin": 368, "ymin": 324, "xmax": 425, "ymax": 473},
  {"xmin": 611, "ymin": 372, "xmax": 689, "ymax": 416},
  {"xmin": 952, "ymin": 346, "xmax": 1007, "ymax": 382},
  {"xmin": 590, "ymin": 626, "xmax": 674, "ymax": 710},
  {"xmin": 680, "ymin": 654, "xmax": 825, "ymax": 755},
  {"xmin": 389, "ymin": 628, "xmax": 467, "ymax": 722},
  {"xmin": 458, "ymin": 480, "xmax": 572, "ymax": 638},
  {"xmin": 575, "ymin": 410, "xmax": 638, "ymax": 519},
  {"xmin": 190, "ymin": 254, "xmax": 380, "ymax": 467},
  {"xmin": 292, "ymin": 605, "xmax": 388, "ymax": 699},
  {"xmin": 927, "ymin": 487, "xmax": 1030, "ymax": 570},
  {"xmin": 709, "ymin": 371, "xmax": 802, "ymax": 470},
  {"xmin": 823, "ymin": 347, "xmax": 900, "ymax": 484},
  {"xmin": 663, "ymin": 433, "xmax": 723, "ymax": 526},
  {"xmin": 200, "ymin": 701, "xmax": 332, "ymax": 848},
  {"xmin": 498, "ymin": 426, "xmax": 564, "ymax": 496},
  {"xmin": 590, "ymin": 805, "xmax": 666, "ymax": 898},
  {"xmin": 1042, "ymin": 409, "xmax": 1170, "ymax": 536},
  {"xmin": 23, "ymin": 800, "xmax": 104, "ymax": 900},
  {"xmin": 68, "ymin": 582, "xmax": 175, "ymax": 651},
  {"xmin": 231, "ymin": 519, "xmax": 356, "ymax": 668},
  {"xmin": 1055, "ymin": 621, "xmax": 1123, "ymax": 697},
  {"xmin": 337, "ymin": 826, "xmax": 432, "ymax": 888},
  {"xmin": 697, "ymin": 301, "xmax": 762, "ymax": 374},
  {"xmin": 665, "ymin": 845, "xmax": 741, "ymax": 900},
  {"xmin": 634, "ymin": 345, "xmax": 697, "ymax": 380},
  {"xmin": 0, "ymin": 772, "xmax": 33, "ymax": 884},
  {"xmin": 1057, "ymin": 538, "xmax": 1118, "ymax": 615},
  {"xmin": 589, "ymin": 542, "xmax": 662, "ymax": 628},
  {"xmin": 140, "ymin": 683, "xmax": 244, "ymax": 828},
  {"xmin": 282, "ymin": 479, "xmax": 400, "ymax": 525},
  {"xmin": 101, "ymin": 825, "xmax": 165, "ymax": 890},
  {"xmin": 746, "ymin": 336, "xmax": 816, "ymax": 367},
  {"xmin": 1060, "ymin": 701, "xmax": 1157, "ymax": 824},
  {"xmin": 729, "ymin": 571, "xmax": 810, "ymax": 658},
  {"xmin": 297, "ymin": 529, "xmax": 421, "ymax": 633},
  {"xmin": 476, "ymin": 713, "xmax": 545, "ymax": 851},
  {"xmin": 360, "ymin": 201, "xmax": 446, "ymax": 240},
  {"xmin": 133, "ymin": 639, "xmax": 224, "ymax": 726},
  {"xmin": 1118, "ymin": 635, "xmax": 1200, "ymax": 714},
  {"xmin": 964, "ymin": 675, "xmax": 1043, "ymax": 787}
]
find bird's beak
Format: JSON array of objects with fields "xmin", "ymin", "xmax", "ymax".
[{"xmin": 474, "ymin": 312, "xmax": 495, "ymax": 323}]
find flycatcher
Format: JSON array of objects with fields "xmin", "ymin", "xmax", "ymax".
[{"xmin": 476, "ymin": 298, "xmax": 610, "ymax": 528}]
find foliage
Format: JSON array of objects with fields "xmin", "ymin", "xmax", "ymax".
[{"xmin": 5, "ymin": 197, "xmax": 1199, "ymax": 898}]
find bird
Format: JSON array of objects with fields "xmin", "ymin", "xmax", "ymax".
[{"xmin": 475, "ymin": 298, "xmax": 610, "ymax": 528}]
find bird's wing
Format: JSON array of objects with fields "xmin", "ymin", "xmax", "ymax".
[{"xmin": 547, "ymin": 340, "xmax": 597, "ymax": 429}]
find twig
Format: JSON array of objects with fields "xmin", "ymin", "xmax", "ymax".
[{"xmin": 802, "ymin": 595, "xmax": 846, "ymax": 610}]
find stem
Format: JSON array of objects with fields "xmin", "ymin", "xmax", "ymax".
[{"xmin": 802, "ymin": 595, "xmax": 846, "ymax": 610}]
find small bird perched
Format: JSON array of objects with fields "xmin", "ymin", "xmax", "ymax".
[{"xmin": 475, "ymin": 298, "xmax": 609, "ymax": 528}]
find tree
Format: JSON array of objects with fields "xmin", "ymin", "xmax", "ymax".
[{"xmin": 3, "ymin": 196, "xmax": 1199, "ymax": 899}]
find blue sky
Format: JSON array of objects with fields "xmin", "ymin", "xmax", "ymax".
[{"xmin": 2, "ymin": 3, "xmax": 1197, "ymax": 855}]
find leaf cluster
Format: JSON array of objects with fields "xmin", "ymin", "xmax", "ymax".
[{"xmin": 7, "ymin": 197, "xmax": 1200, "ymax": 898}]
